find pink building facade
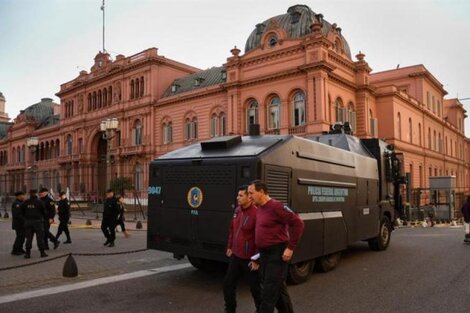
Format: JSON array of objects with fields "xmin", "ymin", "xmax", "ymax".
[{"xmin": 0, "ymin": 5, "xmax": 468, "ymax": 203}]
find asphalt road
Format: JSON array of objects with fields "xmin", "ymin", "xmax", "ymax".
[{"xmin": 1, "ymin": 226, "xmax": 470, "ymax": 313}]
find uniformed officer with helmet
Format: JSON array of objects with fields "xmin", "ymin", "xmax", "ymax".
[
  {"xmin": 20, "ymin": 189, "xmax": 48, "ymax": 258},
  {"xmin": 11, "ymin": 191, "xmax": 26, "ymax": 255}
]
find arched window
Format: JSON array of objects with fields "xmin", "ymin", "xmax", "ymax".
[
  {"xmin": 135, "ymin": 78, "xmax": 140, "ymax": 99},
  {"xmin": 192, "ymin": 117, "xmax": 198, "ymax": 139},
  {"xmin": 220, "ymin": 113, "xmax": 226, "ymax": 136},
  {"xmin": 418, "ymin": 123, "xmax": 422, "ymax": 146},
  {"xmin": 134, "ymin": 163, "xmax": 143, "ymax": 192},
  {"xmin": 140, "ymin": 77, "xmax": 144, "ymax": 97},
  {"xmin": 93, "ymin": 92, "xmax": 97, "ymax": 110},
  {"xmin": 108, "ymin": 86, "xmax": 112, "ymax": 105},
  {"xmin": 292, "ymin": 92, "xmax": 306, "ymax": 127},
  {"xmin": 184, "ymin": 117, "xmax": 198, "ymax": 140},
  {"xmin": 428, "ymin": 128, "xmax": 431, "ymax": 149},
  {"xmin": 103, "ymin": 88, "xmax": 107, "ymax": 107},
  {"xmin": 397, "ymin": 112, "xmax": 402, "ymax": 140},
  {"xmin": 433, "ymin": 130, "xmax": 437, "ymax": 151},
  {"xmin": 130, "ymin": 80, "xmax": 134, "ymax": 100},
  {"xmin": 98, "ymin": 90, "xmax": 102, "ymax": 108},
  {"xmin": 335, "ymin": 98, "xmax": 343, "ymax": 122},
  {"xmin": 87, "ymin": 94, "xmax": 92, "ymax": 111},
  {"xmin": 408, "ymin": 118, "xmax": 412, "ymax": 143},
  {"xmin": 438, "ymin": 133, "xmax": 442, "ymax": 153},
  {"xmin": 163, "ymin": 122, "xmax": 173, "ymax": 144},
  {"xmin": 55, "ymin": 139, "xmax": 60, "ymax": 157},
  {"xmin": 66, "ymin": 135, "xmax": 73, "ymax": 155},
  {"xmin": 268, "ymin": 96, "xmax": 281, "ymax": 129},
  {"xmin": 133, "ymin": 120, "xmax": 143, "ymax": 146},
  {"xmin": 210, "ymin": 113, "xmax": 218, "ymax": 137},
  {"xmin": 246, "ymin": 100, "xmax": 259, "ymax": 133}
]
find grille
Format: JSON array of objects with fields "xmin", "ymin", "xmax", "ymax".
[
  {"xmin": 164, "ymin": 166, "xmax": 234, "ymax": 185},
  {"xmin": 265, "ymin": 168, "xmax": 290, "ymax": 205}
]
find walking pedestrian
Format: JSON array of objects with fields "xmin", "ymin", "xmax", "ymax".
[
  {"xmin": 39, "ymin": 188, "xmax": 60, "ymax": 250},
  {"xmin": 223, "ymin": 185, "xmax": 260, "ymax": 313},
  {"xmin": 55, "ymin": 191, "xmax": 72, "ymax": 244},
  {"xmin": 11, "ymin": 191, "xmax": 26, "ymax": 255},
  {"xmin": 461, "ymin": 196, "xmax": 470, "ymax": 243},
  {"xmin": 116, "ymin": 195, "xmax": 130, "ymax": 238},
  {"xmin": 20, "ymin": 189, "xmax": 48, "ymax": 258},
  {"xmin": 248, "ymin": 180, "xmax": 304, "ymax": 313},
  {"xmin": 101, "ymin": 189, "xmax": 119, "ymax": 247}
]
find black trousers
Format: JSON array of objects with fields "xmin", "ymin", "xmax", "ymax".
[
  {"xmin": 258, "ymin": 244, "xmax": 294, "ymax": 313},
  {"xmin": 117, "ymin": 217, "xmax": 126, "ymax": 232},
  {"xmin": 44, "ymin": 222, "xmax": 58, "ymax": 247},
  {"xmin": 12, "ymin": 228, "xmax": 25, "ymax": 252},
  {"xmin": 24, "ymin": 220, "xmax": 46, "ymax": 252},
  {"xmin": 101, "ymin": 219, "xmax": 116, "ymax": 242},
  {"xmin": 56, "ymin": 220, "xmax": 71, "ymax": 241},
  {"xmin": 223, "ymin": 255, "xmax": 261, "ymax": 313}
]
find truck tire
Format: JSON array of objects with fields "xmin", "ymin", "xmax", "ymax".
[
  {"xmin": 287, "ymin": 260, "xmax": 314, "ymax": 285},
  {"xmin": 368, "ymin": 216, "xmax": 391, "ymax": 251},
  {"xmin": 315, "ymin": 252, "xmax": 341, "ymax": 272},
  {"xmin": 188, "ymin": 256, "xmax": 218, "ymax": 272}
]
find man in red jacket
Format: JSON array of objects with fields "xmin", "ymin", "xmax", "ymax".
[
  {"xmin": 224, "ymin": 185, "xmax": 260, "ymax": 313},
  {"xmin": 248, "ymin": 180, "xmax": 304, "ymax": 313}
]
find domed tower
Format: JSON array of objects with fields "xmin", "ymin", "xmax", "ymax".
[
  {"xmin": 244, "ymin": 4, "xmax": 352, "ymax": 60},
  {"xmin": 0, "ymin": 92, "xmax": 10, "ymax": 123}
]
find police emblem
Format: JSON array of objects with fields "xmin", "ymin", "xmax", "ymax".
[{"xmin": 187, "ymin": 187, "xmax": 203, "ymax": 208}]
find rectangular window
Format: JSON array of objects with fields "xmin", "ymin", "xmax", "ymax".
[
  {"xmin": 426, "ymin": 91, "xmax": 430, "ymax": 109},
  {"xmin": 78, "ymin": 138, "xmax": 83, "ymax": 153}
]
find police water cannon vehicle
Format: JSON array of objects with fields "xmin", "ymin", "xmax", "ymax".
[{"xmin": 147, "ymin": 123, "xmax": 405, "ymax": 284}]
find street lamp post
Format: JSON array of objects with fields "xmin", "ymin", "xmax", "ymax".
[
  {"xmin": 26, "ymin": 136, "xmax": 39, "ymax": 190},
  {"xmin": 100, "ymin": 118, "xmax": 119, "ymax": 189}
]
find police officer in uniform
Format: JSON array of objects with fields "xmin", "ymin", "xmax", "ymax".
[
  {"xmin": 101, "ymin": 189, "xmax": 119, "ymax": 247},
  {"xmin": 21, "ymin": 189, "xmax": 48, "ymax": 258},
  {"xmin": 11, "ymin": 191, "xmax": 26, "ymax": 255},
  {"xmin": 55, "ymin": 191, "xmax": 72, "ymax": 243},
  {"xmin": 39, "ymin": 188, "xmax": 60, "ymax": 250}
]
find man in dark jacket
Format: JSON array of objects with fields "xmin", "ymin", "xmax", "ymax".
[
  {"xmin": 11, "ymin": 191, "xmax": 26, "ymax": 255},
  {"xmin": 39, "ymin": 188, "xmax": 60, "ymax": 250},
  {"xmin": 101, "ymin": 189, "xmax": 119, "ymax": 247},
  {"xmin": 461, "ymin": 196, "xmax": 470, "ymax": 243},
  {"xmin": 55, "ymin": 191, "xmax": 72, "ymax": 244},
  {"xmin": 248, "ymin": 180, "xmax": 305, "ymax": 313},
  {"xmin": 21, "ymin": 189, "xmax": 48, "ymax": 258},
  {"xmin": 223, "ymin": 185, "xmax": 260, "ymax": 313}
]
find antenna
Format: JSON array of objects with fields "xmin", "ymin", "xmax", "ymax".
[{"xmin": 101, "ymin": 0, "xmax": 106, "ymax": 53}]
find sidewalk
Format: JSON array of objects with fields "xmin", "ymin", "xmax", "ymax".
[{"xmin": 68, "ymin": 210, "xmax": 148, "ymax": 231}]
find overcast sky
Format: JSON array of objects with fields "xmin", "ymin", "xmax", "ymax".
[{"xmin": 1, "ymin": 0, "xmax": 469, "ymax": 132}]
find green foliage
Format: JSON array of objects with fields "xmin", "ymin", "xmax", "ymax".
[{"xmin": 110, "ymin": 177, "xmax": 134, "ymax": 196}]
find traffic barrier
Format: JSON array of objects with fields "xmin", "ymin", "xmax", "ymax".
[
  {"xmin": 86, "ymin": 219, "xmax": 92, "ymax": 226},
  {"xmin": 136, "ymin": 220, "xmax": 143, "ymax": 229},
  {"xmin": 63, "ymin": 254, "xmax": 78, "ymax": 277}
]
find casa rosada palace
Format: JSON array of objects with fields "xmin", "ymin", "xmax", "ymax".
[{"xmin": 0, "ymin": 4, "xmax": 468, "ymax": 204}]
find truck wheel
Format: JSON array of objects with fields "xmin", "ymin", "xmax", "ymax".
[
  {"xmin": 287, "ymin": 260, "xmax": 314, "ymax": 285},
  {"xmin": 315, "ymin": 252, "xmax": 341, "ymax": 272},
  {"xmin": 368, "ymin": 216, "xmax": 391, "ymax": 251},
  {"xmin": 188, "ymin": 256, "xmax": 217, "ymax": 272}
]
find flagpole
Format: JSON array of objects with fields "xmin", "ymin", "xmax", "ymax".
[{"xmin": 101, "ymin": 0, "xmax": 105, "ymax": 53}]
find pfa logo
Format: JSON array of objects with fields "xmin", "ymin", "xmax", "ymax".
[{"xmin": 187, "ymin": 187, "xmax": 203, "ymax": 208}]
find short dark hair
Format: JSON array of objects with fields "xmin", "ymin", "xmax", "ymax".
[
  {"xmin": 250, "ymin": 180, "xmax": 268, "ymax": 194},
  {"xmin": 237, "ymin": 185, "xmax": 248, "ymax": 194},
  {"xmin": 39, "ymin": 187, "xmax": 49, "ymax": 193},
  {"xmin": 15, "ymin": 191, "xmax": 25, "ymax": 197},
  {"xmin": 59, "ymin": 191, "xmax": 66, "ymax": 197},
  {"xmin": 106, "ymin": 189, "xmax": 114, "ymax": 193}
]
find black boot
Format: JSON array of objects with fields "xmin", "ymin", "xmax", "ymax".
[
  {"xmin": 40, "ymin": 250, "xmax": 48, "ymax": 258},
  {"xmin": 54, "ymin": 241, "xmax": 60, "ymax": 249},
  {"xmin": 24, "ymin": 250, "xmax": 31, "ymax": 259},
  {"xmin": 103, "ymin": 239, "xmax": 110, "ymax": 246},
  {"xmin": 64, "ymin": 240, "xmax": 72, "ymax": 244},
  {"xmin": 108, "ymin": 241, "xmax": 115, "ymax": 247}
]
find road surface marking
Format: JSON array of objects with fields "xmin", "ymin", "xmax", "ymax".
[{"xmin": 0, "ymin": 263, "xmax": 192, "ymax": 304}]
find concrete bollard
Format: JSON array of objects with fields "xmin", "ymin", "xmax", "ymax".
[
  {"xmin": 136, "ymin": 220, "xmax": 143, "ymax": 229},
  {"xmin": 86, "ymin": 219, "xmax": 92, "ymax": 226},
  {"xmin": 63, "ymin": 254, "xmax": 78, "ymax": 278}
]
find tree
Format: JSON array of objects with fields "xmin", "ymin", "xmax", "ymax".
[{"xmin": 110, "ymin": 177, "xmax": 134, "ymax": 196}]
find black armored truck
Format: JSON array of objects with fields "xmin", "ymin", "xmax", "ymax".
[{"xmin": 147, "ymin": 124, "xmax": 405, "ymax": 283}]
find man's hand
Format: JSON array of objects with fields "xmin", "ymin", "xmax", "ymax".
[
  {"xmin": 49, "ymin": 218, "xmax": 54, "ymax": 225},
  {"xmin": 248, "ymin": 261, "xmax": 259, "ymax": 271},
  {"xmin": 226, "ymin": 249, "xmax": 233, "ymax": 257},
  {"xmin": 282, "ymin": 247, "xmax": 293, "ymax": 262}
]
